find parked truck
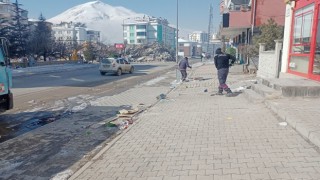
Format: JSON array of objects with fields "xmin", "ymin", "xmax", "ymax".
[{"xmin": 0, "ymin": 37, "xmax": 13, "ymax": 113}]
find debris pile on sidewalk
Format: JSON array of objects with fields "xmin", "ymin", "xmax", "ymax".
[{"xmin": 106, "ymin": 108, "xmax": 141, "ymax": 130}]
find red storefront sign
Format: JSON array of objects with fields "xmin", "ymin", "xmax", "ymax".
[{"xmin": 115, "ymin": 43, "xmax": 125, "ymax": 49}]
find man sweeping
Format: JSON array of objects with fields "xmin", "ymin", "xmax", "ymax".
[
  {"xmin": 214, "ymin": 48, "xmax": 236, "ymax": 96},
  {"xmin": 178, "ymin": 57, "xmax": 192, "ymax": 82}
]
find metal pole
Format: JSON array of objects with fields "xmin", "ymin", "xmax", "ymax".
[
  {"xmin": 176, "ymin": 0, "xmax": 179, "ymax": 64},
  {"xmin": 176, "ymin": 0, "xmax": 180, "ymax": 82}
]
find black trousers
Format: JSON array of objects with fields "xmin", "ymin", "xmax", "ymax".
[
  {"xmin": 180, "ymin": 69, "xmax": 187, "ymax": 81},
  {"xmin": 217, "ymin": 68, "xmax": 230, "ymax": 92}
]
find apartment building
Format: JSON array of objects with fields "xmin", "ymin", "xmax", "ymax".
[
  {"xmin": 123, "ymin": 16, "xmax": 176, "ymax": 48},
  {"xmin": 52, "ymin": 22, "xmax": 100, "ymax": 45},
  {"xmin": 0, "ymin": 0, "xmax": 28, "ymax": 25},
  {"xmin": 188, "ymin": 31, "xmax": 209, "ymax": 43},
  {"xmin": 87, "ymin": 30, "xmax": 100, "ymax": 43}
]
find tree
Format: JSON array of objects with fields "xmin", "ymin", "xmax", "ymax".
[
  {"xmin": 7, "ymin": 0, "xmax": 29, "ymax": 58},
  {"xmin": 226, "ymin": 47, "xmax": 236, "ymax": 57},
  {"xmin": 0, "ymin": 18, "xmax": 11, "ymax": 38},
  {"xmin": 52, "ymin": 41, "xmax": 68, "ymax": 60},
  {"xmin": 29, "ymin": 13, "xmax": 54, "ymax": 61},
  {"xmin": 251, "ymin": 18, "xmax": 284, "ymax": 56},
  {"xmin": 83, "ymin": 42, "xmax": 96, "ymax": 62},
  {"xmin": 237, "ymin": 18, "xmax": 284, "ymax": 61}
]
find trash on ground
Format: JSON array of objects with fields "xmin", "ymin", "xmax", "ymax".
[
  {"xmin": 232, "ymin": 86, "xmax": 250, "ymax": 93},
  {"xmin": 225, "ymin": 93, "xmax": 238, "ymax": 97},
  {"xmin": 108, "ymin": 108, "xmax": 141, "ymax": 130},
  {"xmin": 118, "ymin": 108, "xmax": 139, "ymax": 117},
  {"xmin": 51, "ymin": 169, "xmax": 74, "ymax": 180},
  {"xmin": 28, "ymin": 100, "xmax": 36, "ymax": 104},
  {"xmin": 204, "ymin": 89, "xmax": 208, "ymax": 92},
  {"xmin": 105, "ymin": 122, "xmax": 117, "ymax": 127},
  {"xmin": 194, "ymin": 77, "xmax": 204, "ymax": 81},
  {"xmin": 156, "ymin": 93, "xmax": 166, "ymax": 100},
  {"xmin": 279, "ymin": 122, "xmax": 288, "ymax": 126}
]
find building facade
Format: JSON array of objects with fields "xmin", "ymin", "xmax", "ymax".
[
  {"xmin": 86, "ymin": 30, "xmax": 100, "ymax": 43},
  {"xmin": 178, "ymin": 38, "xmax": 221, "ymax": 58},
  {"xmin": 0, "ymin": 0, "xmax": 28, "ymax": 26},
  {"xmin": 188, "ymin": 31, "xmax": 209, "ymax": 43},
  {"xmin": 220, "ymin": 0, "xmax": 286, "ymax": 46},
  {"xmin": 52, "ymin": 22, "xmax": 100, "ymax": 45},
  {"xmin": 123, "ymin": 17, "xmax": 176, "ymax": 48},
  {"xmin": 282, "ymin": 0, "xmax": 320, "ymax": 81}
]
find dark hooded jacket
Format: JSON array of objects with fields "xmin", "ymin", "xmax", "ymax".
[
  {"xmin": 214, "ymin": 48, "xmax": 236, "ymax": 70},
  {"xmin": 178, "ymin": 57, "xmax": 191, "ymax": 70}
]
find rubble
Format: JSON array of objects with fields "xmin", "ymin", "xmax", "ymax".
[{"xmin": 126, "ymin": 42, "xmax": 175, "ymax": 62}]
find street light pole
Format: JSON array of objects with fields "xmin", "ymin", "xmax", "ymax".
[
  {"xmin": 176, "ymin": 0, "xmax": 179, "ymax": 64},
  {"xmin": 176, "ymin": 0, "xmax": 180, "ymax": 82}
]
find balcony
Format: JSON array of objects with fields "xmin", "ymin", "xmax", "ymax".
[{"xmin": 229, "ymin": 4, "xmax": 251, "ymax": 12}]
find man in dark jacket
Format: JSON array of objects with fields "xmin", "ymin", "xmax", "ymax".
[
  {"xmin": 178, "ymin": 57, "xmax": 192, "ymax": 81},
  {"xmin": 214, "ymin": 48, "xmax": 236, "ymax": 96}
]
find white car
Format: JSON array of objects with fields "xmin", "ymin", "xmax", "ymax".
[{"xmin": 99, "ymin": 58, "xmax": 134, "ymax": 76}]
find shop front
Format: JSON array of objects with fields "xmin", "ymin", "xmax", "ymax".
[{"xmin": 289, "ymin": 0, "xmax": 320, "ymax": 81}]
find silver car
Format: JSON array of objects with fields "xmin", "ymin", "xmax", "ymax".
[{"xmin": 99, "ymin": 58, "xmax": 134, "ymax": 76}]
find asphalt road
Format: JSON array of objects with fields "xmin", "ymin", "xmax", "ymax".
[
  {"xmin": 0, "ymin": 61, "xmax": 179, "ymax": 179},
  {"xmin": 0, "ymin": 62, "xmax": 176, "ymax": 141}
]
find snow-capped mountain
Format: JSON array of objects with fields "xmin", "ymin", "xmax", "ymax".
[
  {"xmin": 48, "ymin": 0, "xmax": 193, "ymax": 44},
  {"xmin": 48, "ymin": 0, "xmax": 147, "ymax": 44}
]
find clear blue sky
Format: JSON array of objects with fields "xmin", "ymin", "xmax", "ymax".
[{"xmin": 19, "ymin": 0, "xmax": 221, "ymax": 33}]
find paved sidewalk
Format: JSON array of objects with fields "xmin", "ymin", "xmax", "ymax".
[{"xmin": 69, "ymin": 63, "xmax": 320, "ymax": 180}]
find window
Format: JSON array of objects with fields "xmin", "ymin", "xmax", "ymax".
[
  {"xmin": 136, "ymin": 32, "xmax": 146, "ymax": 36},
  {"xmin": 130, "ymin": 33, "xmax": 134, "ymax": 37},
  {"xmin": 130, "ymin": 40, "xmax": 135, "ymax": 43},
  {"xmin": 292, "ymin": 4, "xmax": 314, "ymax": 54},
  {"xmin": 137, "ymin": 39, "xmax": 145, "ymax": 43},
  {"xmin": 136, "ymin": 25, "xmax": 146, "ymax": 29},
  {"xmin": 130, "ymin": 26, "xmax": 135, "ymax": 30}
]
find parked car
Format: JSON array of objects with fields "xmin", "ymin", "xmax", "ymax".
[{"xmin": 99, "ymin": 58, "xmax": 134, "ymax": 76}]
